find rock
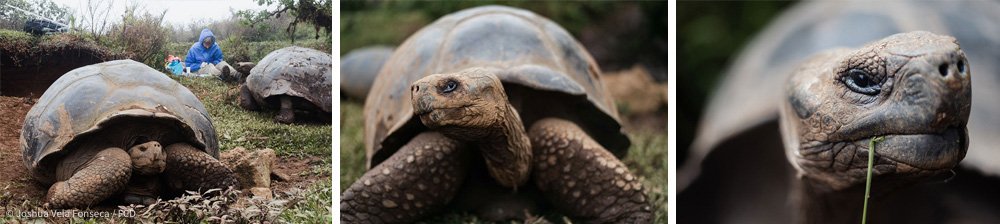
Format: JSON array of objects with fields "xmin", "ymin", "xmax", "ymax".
[
  {"xmin": 221, "ymin": 147, "xmax": 278, "ymax": 200},
  {"xmin": 603, "ymin": 65, "xmax": 668, "ymax": 114}
]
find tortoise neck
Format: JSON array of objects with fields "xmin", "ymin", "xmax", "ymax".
[
  {"xmin": 477, "ymin": 104, "xmax": 532, "ymax": 189},
  {"xmin": 795, "ymin": 178, "xmax": 865, "ymax": 224}
]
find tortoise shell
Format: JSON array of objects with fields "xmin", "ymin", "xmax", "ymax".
[
  {"xmin": 20, "ymin": 60, "xmax": 218, "ymax": 184},
  {"xmin": 363, "ymin": 5, "xmax": 628, "ymax": 167},
  {"xmin": 246, "ymin": 46, "xmax": 332, "ymax": 113},
  {"xmin": 340, "ymin": 46, "xmax": 394, "ymax": 100}
]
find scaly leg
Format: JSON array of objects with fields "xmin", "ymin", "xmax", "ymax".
[
  {"xmin": 530, "ymin": 118, "xmax": 652, "ymax": 223},
  {"xmin": 341, "ymin": 132, "xmax": 468, "ymax": 223},
  {"xmin": 47, "ymin": 147, "xmax": 131, "ymax": 208},
  {"xmin": 163, "ymin": 143, "xmax": 238, "ymax": 192},
  {"xmin": 237, "ymin": 84, "xmax": 259, "ymax": 111},
  {"xmin": 275, "ymin": 96, "xmax": 295, "ymax": 124}
]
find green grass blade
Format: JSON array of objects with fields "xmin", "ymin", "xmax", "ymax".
[{"xmin": 862, "ymin": 136, "xmax": 884, "ymax": 224}]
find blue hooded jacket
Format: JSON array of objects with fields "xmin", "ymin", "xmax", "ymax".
[{"xmin": 185, "ymin": 28, "xmax": 224, "ymax": 72}]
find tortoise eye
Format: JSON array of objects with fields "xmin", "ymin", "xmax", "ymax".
[
  {"xmin": 441, "ymin": 80, "xmax": 458, "ymax": 93},
  {"xmin": 841, "ymin": 69, "xmax": 880, "ymax": 95}
]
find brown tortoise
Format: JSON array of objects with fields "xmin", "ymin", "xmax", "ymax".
[
  {"xmin": 341, "ymin": 5, "xmax": 652, "ymax": 223},
  {"xmin": 20, "ymin": 60, "xmax": 237, "ymax": 208}
]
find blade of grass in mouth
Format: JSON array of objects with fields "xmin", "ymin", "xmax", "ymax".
[{"xmin": 862, "ymin": 136, "xmax": 883, "ymax": 224}]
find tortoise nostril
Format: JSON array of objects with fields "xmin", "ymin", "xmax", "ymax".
[
  {"xmin": 412, "ymin": 85, "xmax": 419, "ymax": 93},
  {"xmin": 939, "ymin": 63, "xmax": 949, "ymax": 77}
]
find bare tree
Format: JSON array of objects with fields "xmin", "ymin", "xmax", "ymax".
[{"xmin": 81, "ymin": 0, "xmax": 114, "ymax": 39}]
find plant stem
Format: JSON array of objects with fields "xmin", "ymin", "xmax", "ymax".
[{"xmin": 862, "ymin": 136, "xmax": 884, "ymax": 224}]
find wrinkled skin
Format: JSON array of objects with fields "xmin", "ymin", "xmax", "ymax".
[
  {"xmin": 48, "ymin": 140, "xmax": 238, "ymax": 208},
  {"xmin": 779, "ymin": 31, "xmax": 971, "ymax": 223},
  {"xmin": 342, "ymin": 68, "xmax": 651, "ymax": 223},
  {"xmin": 129, "ymin": 141, "xmax": 166, "ymax": 176},
  {"xmin": 411, "ymin": 68, "xmax": 533, "ymax": 188}
]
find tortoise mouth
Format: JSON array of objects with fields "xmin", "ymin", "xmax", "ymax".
[{"xmin": 855, "ymin": 126, "xmax": 967, "ymax": 171}]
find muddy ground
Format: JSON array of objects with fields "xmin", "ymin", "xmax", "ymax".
[{"xmin": 0, "ymin": 95, "xmax": 327, "ymax": 206}]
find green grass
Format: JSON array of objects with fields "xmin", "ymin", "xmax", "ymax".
[
  {"xmin": 339, "ymin": 101, "xmax": 667, "ymax": 223},
  {"xmin": 175, "ymin": 76, "xmax": 332, "ymax": 223},
  {"xmin": 0, "ymin": 29, "xmax": 34, "ymax": 48},
  {"xmin": 862, "ymin": 136, "xmax": 884, "ymax": 224},
  {"xmin": 280, "ymin": 180, "xmax": 333, "ymax": 223},
  {"xmin": 174, "ymin": 77, "xmax": 331, "ymax": 158},
  {"xmin": 340, "ymin": 101, "xmax": 367, "ymax": 189}
]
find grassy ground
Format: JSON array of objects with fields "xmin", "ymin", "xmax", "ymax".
[
  {"xmin": 174, "ymin": 76, "xmax": 333, "ymax": 223},
  {"xmin": 174, "ymin": 77, "xmax": 331, "ymax": 158},
  {"xmin": 0, "ymin": 76, "xmax": 332, "ymax": 223},
  {"xmin": 340, "ymin": 101, "xmax": 666, "ymax": 223}
]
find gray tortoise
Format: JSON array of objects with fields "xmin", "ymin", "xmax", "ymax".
[
  {"xmin": 340, "ymin": 46, "xmax": 394, "ymax": 100},
  {"xmin": 341, "ymin": 6, "xmax": 651, "ymax": 223},
  {"xmin": 20, "ymin": 60, "xmax": 237, "ymax": 208},
  {"xmin": 238, "ymin": 46, "xmax": 332, "ymax": 124},
  {"xmin": 679, "ymin": 1, "xmax": 1000, "ymax": 223}
]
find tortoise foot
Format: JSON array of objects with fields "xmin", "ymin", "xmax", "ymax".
[
  {"xmin": 46, "ymin": 147, "xmax": 131, "ymax": 208},
  {"xmin": 122, "ymin": 194, "xmax": 158, "ymax": 205},
  {"xmin": 121, "ymin": 174, "xmax": 162, "ymax": 205},
  {"xmin": 341, "ymin": 132, "xmax": 468, "ymax": 224},
  {"xmin": 163, "ymin": 143, "xmax": 238, "ymax": 193},
  {"xmin": 237, "ymin": 84, "xmax": 259, "ymax": 111},
  {"xmin": 529, "ymin": 118, "xmax": 652, "ymax": 224},
  {"xmin": 275, "ymin": 96, "xmax": 295, "ymax": 124},
  {"xmin": 275, "ymin": 109, "xmax": 295, "ymax": 124}
]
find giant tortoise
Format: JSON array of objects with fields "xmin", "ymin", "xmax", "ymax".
[
  {"xmin": 340, "ymin": 46, "xmax": 394, "ymax": 100},
  {"xmin": 341, "ymin": 6, "xmax": 651, "ymax": 223},
  {"xmin": 238, "ymin": 46, "xmax": 332, "ymax": 124},
  {"xmin": 679, "ymin": 1, "xmax": 1000, "ymax": 223},
  {"xmin": 20, "ymin": 60, "xmax": 237, "ymax": 208}
]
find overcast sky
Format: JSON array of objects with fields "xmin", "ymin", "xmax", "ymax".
[{"xmin": 49, "ymin": 0, "xmax": 272, "ymax": 27}]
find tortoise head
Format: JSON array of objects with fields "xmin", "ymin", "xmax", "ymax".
[
  {"xmin": 410, "ymin": 67, "xmax": 511, "ymax": 141},
  {"xmin": 780, "ymin": 31, "xmax": 971, "ymax": 192}
]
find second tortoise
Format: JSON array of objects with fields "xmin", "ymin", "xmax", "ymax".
[{"xmin": 238, "ymin": 46, "xmax": 332, "ymax": 124}]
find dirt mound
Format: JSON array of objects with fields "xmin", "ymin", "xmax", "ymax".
[
  {"xmin": 0, "ymin": 96, "xmax": 46, "ymax": 202},
  {"xmin": 1, "ymin": 31, "xmax": 129, "ymax": 97}
]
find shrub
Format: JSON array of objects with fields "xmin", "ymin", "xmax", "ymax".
[{"xmin": 101, "ymin": 5, "xmax": 168, "ymax": 67}]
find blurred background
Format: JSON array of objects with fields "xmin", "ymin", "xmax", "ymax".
[{"xmin": 676, "ymin": 1, "xmax": 791, "ymax": 167}]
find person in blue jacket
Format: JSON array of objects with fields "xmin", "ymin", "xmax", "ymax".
[{"xmin": 184, "ymin": 28, "xmax": 235, "ymax": 77}]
